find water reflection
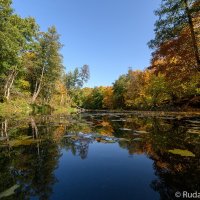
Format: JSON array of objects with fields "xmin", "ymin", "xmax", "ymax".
[
  {"xmin": 62, "ymin": 133, "xmax": 91, "ymax": 159},
  {"xmin": 0, "ymin": 113, "xmax": 199, "ymax": 199},
  {"xmin": 0, "ymin": 117, "xmax": 61, "ymax": 199}
]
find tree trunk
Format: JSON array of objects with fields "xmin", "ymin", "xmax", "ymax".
[
  {"xmin": 32, "ymin": 65, "xmax": 45, "ymax": 103},
  {"xmin": 30, "ymin": 117, "xmax": 40, "ymax": 155},
  {"xmin": 32, "ymin": 81, "xmax": 41, "ymax": 103},
  {"xmin": 4, "ymin": 70, "xmax": 17, "ymax": 101},
  {"xmin": 1, "ymin": 119, "xmax": 9, "ymax": 142},
  {"xmin": 184, "ymin": 0, "xmax": 200, "ymax": 69},
  {"xmin": 30, "ymin": 117, "xmax": 38, "ymax": 139}
]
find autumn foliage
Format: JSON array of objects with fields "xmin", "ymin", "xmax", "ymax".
[{"xmin": 78, "ymin": 0, "xmax": 200, "ymax": 110}]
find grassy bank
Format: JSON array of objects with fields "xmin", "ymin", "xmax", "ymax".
[
  {"xmin": 0, "ymin": 99, "xmax": 77, "ymax": 117},
  {"xmin": 0, "ymin": 99, "xmax": 32, "ymax": 117},
  {"xmin": 1, "ymin": 99, "xmax": 199, "ymax": 118}
]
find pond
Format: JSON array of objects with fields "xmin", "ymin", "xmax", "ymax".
[{"xmin": 0, "ymin": 112, "xmax": 200, "ymax": 200}]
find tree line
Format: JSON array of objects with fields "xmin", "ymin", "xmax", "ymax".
[
  {"xmin": 74, "ymin": 0, "xmax": 200, "ymax": 110},
  {"xmin": 0, "ymin": 0, "xmax": 90, "ymax": 110},
  {"xmin": 0, "ymin": 0, "xmax": 199, "ymax": 112}
]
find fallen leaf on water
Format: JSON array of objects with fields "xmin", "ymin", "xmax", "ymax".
[
  {"xmin": 168, "ymin": 149, "xmax": 195, "ymax": 157},
  {"xmin": 187, "ymin": 129, "xmax": 200, "ymax": 134},
  {"xmin": 119, "ymin": 128, "xmax": 132, "ymax": 131},
  {"xmin": 133, "ymin": 138, "xmax": 143, "ymax": 141},
  {"xmin": 0, "ymin": 184, "xmax": 19, "ymax": 198}
]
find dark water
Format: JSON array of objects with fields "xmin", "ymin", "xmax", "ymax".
[{"xmin": 0, "ymin": 112, "xmax": 200, "ymax": 200}]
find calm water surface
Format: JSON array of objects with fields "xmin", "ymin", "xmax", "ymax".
[{"xmin": 0, "ymin": 112, "xmax": 200, "ymax": 200}]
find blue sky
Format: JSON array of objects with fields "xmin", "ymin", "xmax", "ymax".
[{"xmin": 12, "ymin": 0, "xmax": 160, "ymax": 87}]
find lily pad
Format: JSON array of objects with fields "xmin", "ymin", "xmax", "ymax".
[
  {"xmin": 119, "ymin": 128, "xmax": 132, "ymax": 131},
  {"xmin": 63, "ymin": 134, "xmax": 75, "ymax": 138},
  {"xmin": 133, "ymin": 138, "xmax": 142, "ymax": 141},
  {"xmin": 168, "ymin": 149, "xmax": 195, "ymax": 157},
  {"xmin": 101, "ymin": 139, "xmax": 116, "ymax": 143},
  {"xmin": 132, "ymin": 133, "xmax": 140, "ymax": 136},
  {"xmin": 118, "ymin": 138, "xmax": 130, "ymax": 142},
  {"xmin": 186, "ymin": 120, "xmax": 200, "ymax": 124},
  {"xmin": 134, "ymin": 130, "xmax": 149, "ymax": 134},
  {"xmin": 0, "ymin": 184, "xmax": 19, "ymax": 198},
  {"xmin": 187, "ymin": 129, "xmax": 200, "ymax": 134},
  {"xmin": 111, "ymin": 119, "xmax": 126, "ymax": 122}
]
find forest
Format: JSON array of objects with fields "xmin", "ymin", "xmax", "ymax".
[
  {"xmin": 0, "ymin": 0, "xmax": 200, "ymax": 115},
  {"xmin": 0, "ymin": 1, "xmax": 200, "ymax": 199},
  {"xmin": 75, "ymin": 0, "xmax": 200, "ymax": 111}
]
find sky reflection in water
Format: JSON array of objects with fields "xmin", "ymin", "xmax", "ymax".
[{"xmin": 0, "ymin": 112, "xmax": 199, "ymax": 200}]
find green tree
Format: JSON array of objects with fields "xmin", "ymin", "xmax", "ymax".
[
  {"xmin": 66, "ymin": 65, "xmax": 90, "ymax": 106},
  {"xmin": 66, "ymin": 65, "xmax": 90, "ymax": 90},
  {"xmin": 90, "ymin": 87, "xmax": 104, "ymax": 109},
  {"xmin": 82, "ymin": 87, "xmax": 104, "ymax": 109},
  {"xmin": 145, "ymin": 73, "xmax": 170, "ymax": 107},
  {"xmin": 112, "ymin": 75, "xmax": 127, "ymax": 109},
  {"xmin": 0, "ymin": 0, "xmax": 38, "ymax": 101},
  {"xmin": 124, "ymin": 70, "xmax": 146, "ymax": 109},
  {"xmin": 30, "ymin": 26, "xmax": 63, "ymax": 103}
]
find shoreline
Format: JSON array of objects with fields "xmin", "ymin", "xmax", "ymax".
[
  {"xmin": 0, "ymin": 100, "xmax": 200, "ymax": 118},
  {"xmin": 83, "ymin": 109, "xmax": 200, "ymax": 117},
  {"xmin": 0, "ymin": 101, "xmax": 77, "ymax": 118}
]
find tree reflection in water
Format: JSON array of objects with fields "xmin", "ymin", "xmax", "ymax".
[
  {"xmin": 0, "ymin": 113, "xmax": 199, "ymax": 199},
  {"xmin": 0, "ymin": 117, "xmax": 61, "ymax": 200},
  {"xmin": 62, "ymin": 135, "xmax": 91, "ymax": 159}
]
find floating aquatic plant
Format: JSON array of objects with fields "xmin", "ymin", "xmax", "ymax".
[{"xmin": 168, "ymin": 149, "xmax": 195, "ymax": 157}]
